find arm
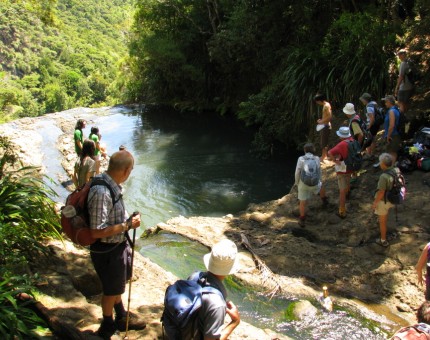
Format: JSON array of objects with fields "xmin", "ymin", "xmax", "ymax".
[
  {"xmin": 387, "ymin": 110, "xmax": 395, "ymax": 141},
  {"xmin": 294, "ymin": 158, "xmax": 302, "ymax": 185},
  {"xmin": 85, "ymin": 160, "xmax": 96, "ymax": 183},
  {"xmin": 72, "ymin": 168, "xmax": 78, "ymax": 187},
  {"xmin": 395, "ymin": 64, "xmax": 405, "ymax": 96},
  {"xmin": 89, "ymin": 213, "xmax": 140, "ymax": 238},
  {"xmin": 371, "ymin": 189, "xmax": 385, "ymax": 210},
  {"xmin": 204, "ymin": 301, "xmax": 240, "ymax": 340},
  {"xmin": 416, "ymin": 244, "xmax": 429, "ymax": 286}
]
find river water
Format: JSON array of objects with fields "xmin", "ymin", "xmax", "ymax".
[
  {"xmin": 93, "ymin": 106, "xmax": 296, "ymax": 228},
  {"xmin": 44, "ymin": 105, "xmax": 388, "ymax": 339}
]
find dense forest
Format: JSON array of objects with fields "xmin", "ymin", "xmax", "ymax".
[
  {"xmin": 0, "ymin": 0, "xmax": 132, "ymax": 122},
  {"xmin": 127, "ymin": 0, "xmax": 429, "ymax": 154},
  {"xmin": 1, "ymin": 0, "xmax": 429, "ymax": 151}
]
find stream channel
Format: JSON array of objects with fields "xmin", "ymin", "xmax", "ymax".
[{"xmin": 44, "ymin": 106, "xmax": 389, "ymax": 339}]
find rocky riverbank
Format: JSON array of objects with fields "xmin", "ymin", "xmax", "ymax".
[{"xmin": 2, "ymin": 106, "xmax": 430, "ymax": 338}]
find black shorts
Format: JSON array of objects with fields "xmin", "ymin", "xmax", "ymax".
[
  {"xmin": 369, "ymin": 124, "xmax": 380, "ymax": 137},
  {"xmin": 90, "ymin": 241, "xmax": 130, "ymax": 296},
  {"xmin": 320, "ymin": 126, "xmax": 330, "ymax": 148}
]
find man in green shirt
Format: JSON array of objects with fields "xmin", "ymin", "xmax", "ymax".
[
  {"xmin": 74, "ymin": 119, "xmax": 86, "ymax": 155},
  {"xmin": 372, "ymin": 153, "xmax": 396, "ymax": 247}
]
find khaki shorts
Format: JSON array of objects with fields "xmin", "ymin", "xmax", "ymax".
[
  {"xmin": 374, "ymin": 200, "xmax": 393, "ymax": 216},
  {"xmin": 398, "ymin": 89, "xmax": 413, "ymax": 103},
  {"xmin": 298, "ymin": 180, "xmax": 321, "ymax": 201},
  {"xmin": 337, "ymin": 173, "xmax": 351, "ymax": 190},
  {"xmin": 386, "ymin": 135, "xmax": 401, "ymax": 154}
]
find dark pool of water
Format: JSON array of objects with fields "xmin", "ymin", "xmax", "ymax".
[{"xmin": 88, "ymin": 105, "xmax": 296, "ymax": 228}]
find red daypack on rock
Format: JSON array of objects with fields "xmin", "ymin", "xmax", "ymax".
[
  {"xmin": 60, "ymin": 178, "xmax": 118, "ymax": 246},
  {"xmin": 391, "ymin": 324, "xmax": 430, "ymax": 340}
]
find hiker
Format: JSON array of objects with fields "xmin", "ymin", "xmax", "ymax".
[
  {"xmin": 382, "ymin": 95, "xmax": 402, "ymax": 164},
  {"xmin": 72, "ymin": 139, "xmax": 96, "ymax": 188},
  {"xmin": 89, "ymin": 126, "xmax": 106, "ymax": 174},
  {"xmin": 294, "ymin": 143, "xmax": 328, "ymax": 227},
  {"xmin": 395, "ymin": 49, "xmax": 414, "ymax": 114},
  {"xmin": 416, "ymin": 243, "xmax": 430, "ymax": 300},
  {"xmin": 314, "ymin": 94, "xmax": 332, "ymax": 162},
  {"xmin": 390, "ymin": 301, "xmax": 430, "ymax": 339},
  {"xmin": 328, "ymin": 127, "xmax": 354, "ymax": 219},
  {"xmin": 192, "ymin": 239, "xmax": 240, "ymax": 339},
  {"xmin": 74, "ymin": 119, "xmax": 86, "ymax": 156},
  {"xmin": 343, "ymin": 103, "xmax": 364, "ymax": 147},
  {"xmin": 360, "ymin": 93, "xmax": 381, "ymax": 159},
  {"xmin": 87, "ymin": 150, "xmax": 146, "ymax": 338},
  {"xmin": 372, "ymin": 153, "xmax": 398, "ymax": 247}
]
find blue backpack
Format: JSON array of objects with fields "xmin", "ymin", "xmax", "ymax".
[{"xmin": 161, "ymin": 272, "xmax": 225, "ymax": 340}]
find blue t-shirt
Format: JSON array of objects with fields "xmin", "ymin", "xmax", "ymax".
[{"xmin": 383, "ymin": 106, "xmax": 400, "ymax": 137}]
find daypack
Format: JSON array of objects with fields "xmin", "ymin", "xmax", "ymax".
[
  {"xmin": 385, "ymin": 168, "xmax": 406, "ymax": 205},
  {"xmin": 350, "ymin": 115, "xmax": 373, "ymax": 149},
  {"xmin": 405, "ymin": 58, "xmax": 420, "ymax": 86},
  {"xmin": 60, "ymin": 178, "xmax": 119, "ymax": 246},
  {"xmin": 344, "ymin": 139, "xmax": 363, "ymax": 172},
  {"xmin": 162, "ymin": 272, "xmax": 225, "ymax": 340},
  {"xmin": 368, "ymin": 103, "xmax": 385, "ymax": 127},
  {"xmin": 390, "ymin": 105, "xmax": 407, "ymax": 138},
  {"xmin": 390, "ymin": 323, "xmax": 430, "ymax": 340},
  {"xmin": 300, "ymin": 156, "xmax": 320, "ymax": 186}
]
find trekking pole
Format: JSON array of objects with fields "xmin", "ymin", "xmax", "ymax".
[{"xmin": 124, "ymin": 212, "xmax": 139, "ymax": 340}]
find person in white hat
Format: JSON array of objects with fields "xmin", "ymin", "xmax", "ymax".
[
  {"xmin": 343, "ymin": 103, "xmax": 364, "ymax": 147},
  {"xmin": 328, "ymin": 127, "xmax": 354, "ymax": 218},
  {"xmin": 193, "ymin": 239, "xmax": 241, "ymax": 339},
  {"xmin": 395, "ymin": 49, "xmax": 414, "ymax": 114}
]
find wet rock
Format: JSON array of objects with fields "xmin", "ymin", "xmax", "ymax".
[{"xmin": 292, "ymin": 300, "xmax": 318, "ymax": 320}]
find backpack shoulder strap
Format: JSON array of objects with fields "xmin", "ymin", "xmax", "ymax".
[
  {"xmin": 90, "ymin": 177, "xmax": 121, "ymax": 206},
  {"xmin": 190, "ymin": 271, "xmax": 226, "ymax": 301}
]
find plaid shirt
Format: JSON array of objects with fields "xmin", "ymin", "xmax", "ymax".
[{"xmin": 87, "ymin": 173, "xmax": 129, "ymax": 243}]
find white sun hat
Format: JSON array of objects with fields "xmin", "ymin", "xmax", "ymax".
[
  {"xmin": 342, "ymin": 103, "xmax": 356, "ymax": 116},
  {"xmin": 203, "ymin": 239, "xmax": 239, "ymax": 276},
  {"xmin": 336, "ymin": 126, "xmax": 351, "ymax": 138}
]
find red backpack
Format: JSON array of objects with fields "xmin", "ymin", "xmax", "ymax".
[{"xmin": 60, "ymin": 178, "xmax": 118, "ymax": 246}]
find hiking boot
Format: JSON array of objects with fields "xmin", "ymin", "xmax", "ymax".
[
  {"xmin": 97, "ymin": 320, "xmax": 117, "ymax": 340},
  {"xmin": 375, "ymin": 238, "xmax": 389, "ymax": 247},
  {"xmin": 336, "ymin": 212, "xmax": 346, "ymax": 219},
  {"xmin": 298, "ymin": 216, "xmax": 306, "ymax": 228},
  {"xmin": 115, "ymin": 311, "xmax": 146, "ymax": 331}
]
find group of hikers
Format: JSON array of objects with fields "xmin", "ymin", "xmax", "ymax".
[{"xmin": 65, "ymin": 48, "xmax": 429, "ymax": 339}]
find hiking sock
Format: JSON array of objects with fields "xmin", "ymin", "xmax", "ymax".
[
  {"xmin": 103, "ymin": 315, "xmax": 115, "ymax": 324},
  {"xmin": 114, "ymin": 302, "xmax": 127, "ymax": 319}
]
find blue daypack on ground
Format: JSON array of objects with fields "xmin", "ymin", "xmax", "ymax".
[{"xmin": 161, "ymin": 272, "xmax": 225, "ymax": 340}]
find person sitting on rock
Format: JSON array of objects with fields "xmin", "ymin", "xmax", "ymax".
[
  {"xmin": 192, "ymin": 239, "xmax": 241, "ymax": 339},
  {"xmin": 328, "ymin": 127, "xmax": 354, "ymax": 219},
  {"xmin": 372, "ymin": 153, "xmax": 396, "ymax": 247},
  {"xmin": 390, "ymin": 301, "xmax": 430, "ymax": 339},
  {"xmin": 74, "ymin": 119, "xmax": 86, "ymax": 156},
  {"xmin": 72, "ymin": 139, "xmax": 96, "ymax": 188},
  {"xmin": 294, "ymin": 143, "xmax": 328, "ymax": 227},
  {"xmin": 416, "ymin": 243, "xmax": 430, "ymax": 300}
]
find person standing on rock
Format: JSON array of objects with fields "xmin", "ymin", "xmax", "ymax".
[
  {"xmin": 294, "ymin": 143, "xmax": 328, "ymax": 227},
  {"xmin": 416, "ymin": 243, "xmax": 430, "ymax": 300},
  {"xmin": 72, "ymin": 139, "xmax": 96, "ymax": 187},
  {"xmin": 360, "ymin": 93, "xmax": 381, "ymax": 159},
  {"xmin": 87, "ymin": 150, "xmax": 146, "ymax": 338},
  {"xmin": 314, "ymin": 94, "xmax": 332, "ymax": 162},
  {"xmin": 381, "ymin": 95, "xmax": 402, "ymax": 165},
  {"xmin": 372, "ymin": 153, "xmax": 396, "ymax": 247},
  {"xmin": 74, "ymin": 119, "xmax": 86, "ymax": 156},
  {"xmin": 395, "ymin": 49, "xmax": 414, "ymax": 114},
  {"xmin": 328, "ymin": 127, "xmax": 354, "ymax": 219},
  {"xmin": 89, "ymin": 126, "xmax": 104, "ymax": 174}
]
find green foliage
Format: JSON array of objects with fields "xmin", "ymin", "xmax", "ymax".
[
  {"xmin": 0, "ymin": 276, "xmax": 46, "ymax": 339},
  {"xmin": 128, "ymin": 0, "xmax": 416, "ymax": 152},
  {"xmin": 0, "ymin": 0, "xmax": 133, "ymax": 121}
]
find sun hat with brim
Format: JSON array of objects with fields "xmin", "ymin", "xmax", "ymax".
[
  {"xmin": 359, "ymin": 93, "xmax": 372, "ymax": 102},
  {"xmin": 343, "ymin": 103, "xmax": 356, "ymax": 115},
  {"xmin": 203, "ymin": 239, "xmax": 239, "ymax": 276},
  {"xmin": 382, "ymin": 95, "xmax": 396, "ymax": 104},
  {"xmin": 397, "ymin": 49, "xmax": 407, "ymax": 55},
  {"xmin": 336, "ymin": 126, "xmax": 351, "ymax": 139}
]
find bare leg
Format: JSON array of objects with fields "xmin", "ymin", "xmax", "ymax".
[
  {"xmin": 339, "ymin": 189, "xmax": 347, "ymax": 215},
  {"xmin": 379, "ymin": 214, "xmax": 388, "ymax": 240},
  {"xmin": 299, "ymin": 200, "xmax": 306, "ymax": 218},
  {"xmin": 321, "ymin": 147, "xmax": 327, "ymax": 162},
  {"xmin": 101, "ymin": 294, "xmax": 121, "ymax": 317}
]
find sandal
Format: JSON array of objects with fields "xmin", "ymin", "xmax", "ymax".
[{"xmin": 375, "ymin": 238, "xmax": 389, "ymax": 247}]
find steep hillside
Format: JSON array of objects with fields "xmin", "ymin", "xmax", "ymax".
[{"xmin": 0, "ymin": 0, "xmax": 133, "ymax": 122}]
